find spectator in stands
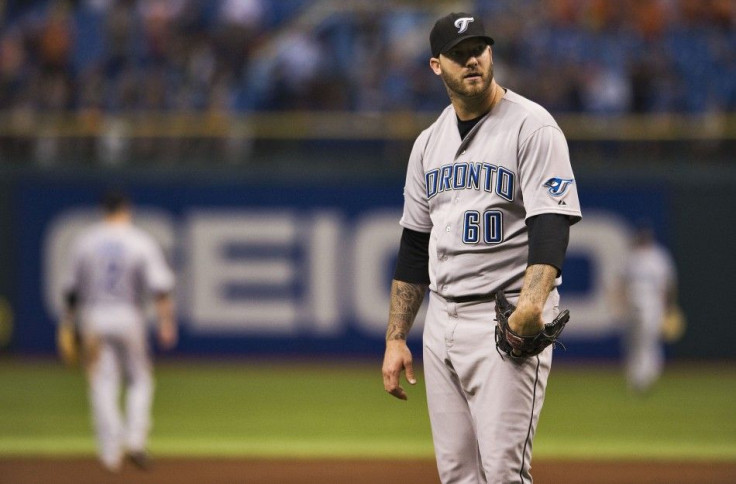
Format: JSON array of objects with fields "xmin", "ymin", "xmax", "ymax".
[{"xmin": 0, "ymin": 0, "xmax": 734, "ymax": 165}]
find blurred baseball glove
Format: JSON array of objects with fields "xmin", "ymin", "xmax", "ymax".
[
  {"xmin": 661, "ymin": 305, "xmax": 686, "ymax": 343},
  {"xmin": 57, "ymin": 323, "xmax": 81, "ymax": 367},
  {"xmin": 494, "ymin": 291, "xmax": 570, "ymax": 358}
]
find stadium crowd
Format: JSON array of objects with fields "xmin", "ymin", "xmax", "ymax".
[{"xmin": 1, "ymin": 0, "xmax": 735, "ymax": 117}]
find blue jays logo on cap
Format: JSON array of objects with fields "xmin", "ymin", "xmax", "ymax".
[
  {"xmin": 543, "ymin": 177, "xmax": 574, "ymax": 197},
  {"xmin": 454, "ymin": 17, "xmax": 474, "ymax": 34}
]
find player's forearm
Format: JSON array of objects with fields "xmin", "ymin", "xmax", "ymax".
[
  {"xmin": 386, "ymin": 280, "xmax": 427, "ymax": 341},
  {"xmin": 515, "ymin": 264, "xmax": 557, "ymax": 317},
  {"xmin": 154, "ymin": 292, "xmax": 178, "ymax": 349}
]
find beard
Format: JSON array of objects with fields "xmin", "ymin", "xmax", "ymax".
[{"xmin": 441, "ymin": 62, "xmax": 494, "ymax": 100}]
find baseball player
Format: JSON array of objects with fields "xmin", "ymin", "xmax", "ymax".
[
  {"xmin": 57, "ymin": 191, "xmax": 176, "ymax": 472},
  {"xmin": 381, "ymin": 12, "xmax": 581, "ymax": 483},
  {"xmin": 618, "ymin": 223, "xmax": 678, "ymax": 394}
]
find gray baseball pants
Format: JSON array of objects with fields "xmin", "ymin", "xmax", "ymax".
[{"xmin": 423, "ymin": 290, "xmax": 559, "ymax": 484}]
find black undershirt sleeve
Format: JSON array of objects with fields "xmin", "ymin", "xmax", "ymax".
[
  {"xmin": 394, "ymin": 216, "xmax": 569, "ymax": 283},
  {"xmin": 393, "ymin": 228, "xmax": 431, "ymax": 284},
  {"xmin": 526, "ymin": 214, "xmax": 572, "ymax": 276}
]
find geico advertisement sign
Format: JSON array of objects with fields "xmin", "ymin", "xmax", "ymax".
[{"xmin": 44, "ymin": 208, "xmax": 630, "ymax": 338}]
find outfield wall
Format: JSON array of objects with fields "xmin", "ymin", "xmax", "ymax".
[{"xmin": 2, "ymin": 167, "xmax": 733, "ymax": 359}]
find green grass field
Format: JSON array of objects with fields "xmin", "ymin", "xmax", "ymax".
[{"xmin": 1, "ymin": 358, "xmax": 734, "ymax": 461}]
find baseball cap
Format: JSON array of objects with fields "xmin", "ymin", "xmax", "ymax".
[{"xmin": 430, "ymin": 12, "xmax": 495, "ymax": 58}]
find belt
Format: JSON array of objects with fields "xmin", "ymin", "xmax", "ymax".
[
  {"xmin": 441, "ymin": 290, "xmax": 520, "ymax": 304},
  {"xmin": 442, "ymin": 292, "xmax": 497, "ymax": 303}
]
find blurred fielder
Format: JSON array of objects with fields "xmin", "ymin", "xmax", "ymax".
[
  {"xmin": 57, "ymin": 191, "xmax": 176, "ymax": 472},
  {"xmin": 618, "ymin": 223, "xmax": 681, "ymax": 394}
]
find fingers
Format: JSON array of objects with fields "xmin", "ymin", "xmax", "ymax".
[
  {"xmin": 382, "ymin": 366, "xmax": 416, "ymax": 400},
  {"xmin": 382, "ymin": 363, "xmax": 406, "ymax": 400},
  {"xmin": 404, "ymin": 360, "xmax": 417, "ymax": 386},
  {"xmin": 158, "ymin": 323, "xmax": 178, "ymax": 350},
  {"xmin": 387, "ymin": 361, "xmax": 417, "ymax": 400},
  {"xmin": 389, "ymin": 384, "xmax": 408, "ymax": 401},
  {"xmin": 382, "ymin": 377, "xmax": 404, "ymax": 399},
  {"xmin": 382, "ymin": 341, "xmax": 417, "ymax": 400}
]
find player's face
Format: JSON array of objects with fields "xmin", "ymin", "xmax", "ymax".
[{"xmin": 432, "ymin": 39, "xmax": 493, "ymax": 99}]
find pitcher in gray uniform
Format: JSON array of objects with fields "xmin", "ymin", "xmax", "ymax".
[
  {"xmin": 59, "ymin": 191, "xmax": 176, "ymax": 472},
  {"xmin": 381, "ymin": 12, "xmax": 581, "ymax": 484}
]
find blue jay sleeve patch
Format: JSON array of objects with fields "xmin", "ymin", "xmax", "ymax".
[{"xmin": 543, "ymin": 177, "xmax": 575, "ymax": 197}]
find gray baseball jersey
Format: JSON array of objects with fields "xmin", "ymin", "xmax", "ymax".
[
  {"xmin": 623, "ymin": 243, "xmax": 675, "ymax": 311},
  {"xmin": 64, "ymin": 221, "xmax": 175, "ymax": 332},
  {"xmin": 400, "ymin": 89, "xmax": 581, "ymax": 298}
]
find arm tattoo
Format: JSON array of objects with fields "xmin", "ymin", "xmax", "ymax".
[
  {"xmin": 386, "ymin": 280, "xmax": 427, "ymax": 341},
  {"xmin": 518, "ymin": 264, "xmax": 557, "ymax": 309}
]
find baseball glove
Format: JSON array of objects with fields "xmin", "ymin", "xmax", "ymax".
[
  {"xmin": 494, "ymin": 291, "xmax": 570, "ymax": 358},
  {"xmin": 57, "ymin": 323, "xmax": 81, "ymax": 367},
  {"xmin": 661, "ymin": 305, "xmax": 686, "ymax": 343}
]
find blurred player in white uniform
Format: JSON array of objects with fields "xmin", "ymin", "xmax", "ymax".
[
  {"xmin": 58, "ymin": 191, "xmax": 176, "ymax": 472},
  {"xmin": 619, "ymin": 224, "xmax": 678, "ymax": 394}
]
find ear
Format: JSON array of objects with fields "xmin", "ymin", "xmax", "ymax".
[{"xmin": 429, "ymin": 57, "xmax": 442, "ymax": 75}]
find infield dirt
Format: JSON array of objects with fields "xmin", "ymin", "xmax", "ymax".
[{"xmin": 2, "ymin": 457, "xmax": 736, "ymax": 484}]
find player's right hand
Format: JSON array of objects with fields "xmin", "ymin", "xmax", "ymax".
[
  {"xmin": 382, "ymin": 340, "xmax": 416, "ymax": 400},
  {"xmin": 158, "ymin": 319, "xmax": 178, "ymax": 350}
]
